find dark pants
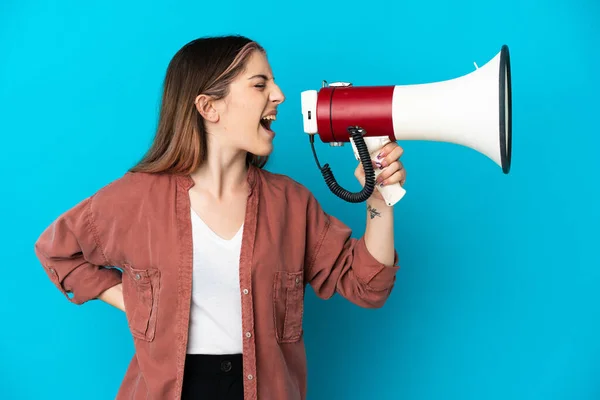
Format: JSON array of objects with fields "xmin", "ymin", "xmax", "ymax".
[{"xmin": 182, "ymin": 354, "xmax": 244, "ymax": 400}]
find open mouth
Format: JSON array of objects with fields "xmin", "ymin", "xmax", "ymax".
[{"xmin": 260, "ymin": 114, "xmax": 276, "ymax": 131}]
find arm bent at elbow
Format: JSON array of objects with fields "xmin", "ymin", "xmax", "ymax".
[
  {"xmin": 304, "ymin": 194, "xmax": 400, "ymax": 309},
  {"xmin": 34, "ymin": 195, "xmax": 123, "ymax": 306}
]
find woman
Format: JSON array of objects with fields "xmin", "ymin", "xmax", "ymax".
[{"xmin": 34, "ymin": 35, "xmax": 406, "ymax": 400}]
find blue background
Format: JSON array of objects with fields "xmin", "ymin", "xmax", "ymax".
[{"xmin": 2, "ymin": 0, "xmax": 599, "ymax": 399}]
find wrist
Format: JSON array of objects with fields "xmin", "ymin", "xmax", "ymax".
[
  {"xmin": 366, "ymin": 200, "xmax": 391, "ymax": 220},
  {"xmin": 367, "ymin": 196, "xmax": 389, "ymax": 209}
]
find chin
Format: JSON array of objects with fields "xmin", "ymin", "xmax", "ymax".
[
  {"xmin": 247, "ymin": 127, "xmax": 275, "ymax": 157},
  {"xmin": 250, "ymin": 142, "xmax": 274, "ymax": 157}
]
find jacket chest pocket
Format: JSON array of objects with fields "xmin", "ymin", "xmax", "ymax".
[
  {"xmin": 123, "ymin": 264, "xmax": 161, "ymax": 342},
  {"xmin": 273, "ymin": 270, "xmax": 304, "ymax": 343}
]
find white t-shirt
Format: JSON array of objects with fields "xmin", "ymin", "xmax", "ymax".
[{"xmin": 186, "ymin": 207, "xmax": 244, "ymax": 354}]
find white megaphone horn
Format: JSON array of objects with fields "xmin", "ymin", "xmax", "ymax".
[{"xmin": 300, "ymin": 44, "xmax": 512, "ymax": 207}]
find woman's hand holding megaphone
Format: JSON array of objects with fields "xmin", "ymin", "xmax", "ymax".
[{"xmin": 354, "ymin": 140, "xmax": 406, "ymax": 204}]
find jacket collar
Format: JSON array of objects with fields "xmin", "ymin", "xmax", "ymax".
[{"xmin": 175, "ymin": 163, "xmax": 259, "ymax": 195}]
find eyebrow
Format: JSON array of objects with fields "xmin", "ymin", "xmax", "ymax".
[{"xmin": 248, "ymin": 74, "xmax": 274, "ymax": 81}]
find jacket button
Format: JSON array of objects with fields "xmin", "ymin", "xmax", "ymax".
[
  {"xmin": 247, "ymin": 374, "xmax": 253, "ymax": 380},
  {"xmin": 221, "ymin": 360, "xmax": 232, "ymax": 372},
  {"xmin": 242, "ymin": 289, "xmax": 249, "ymax": 294},
  {"xmin": 245, "ymin": 332, "xmax": 252, "ymax": 338}
]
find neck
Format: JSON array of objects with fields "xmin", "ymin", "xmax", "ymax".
[{"xmin": 190, "ymin": 140, "xmax": 249, "ymax": 200}]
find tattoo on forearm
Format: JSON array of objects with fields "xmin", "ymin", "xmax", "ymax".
[{"xmin": 367, "ymin": 204, "xmax": 381, "ymax": 219}]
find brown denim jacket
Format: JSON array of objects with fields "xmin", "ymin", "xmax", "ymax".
[{"xmin": 34, "ymin": 164, "xmax": 400, "ymax": 399}]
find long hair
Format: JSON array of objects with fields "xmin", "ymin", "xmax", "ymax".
[{"xmin": 129, "ymin": 35, "xmax": 268, "ymax": 174}]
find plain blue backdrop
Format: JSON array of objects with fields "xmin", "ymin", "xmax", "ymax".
[{"xmin": 2, "ymin": 0, "xmax": 599, "ymax": 399}]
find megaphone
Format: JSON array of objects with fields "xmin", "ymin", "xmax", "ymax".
[{"xmin": 300, "ymin": 44, "xmax": 512, "ymax": 207}]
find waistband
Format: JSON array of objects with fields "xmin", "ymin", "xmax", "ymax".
[{"xmin": 184, "ymin": 353, "xmax": 243, "ymax": 375}]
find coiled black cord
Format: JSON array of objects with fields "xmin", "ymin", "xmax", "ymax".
[{"xmin": 310, "ymin": 126, "xmax": 376, "ymax": 203}]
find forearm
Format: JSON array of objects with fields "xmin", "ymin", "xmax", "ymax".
[
  {"xmin": 97, "ymin": 283, "xmax": 125, "ymax": 312},
  {"xmin": 364, "ymin": 197, "xmax": 395, "ymax": 266}
]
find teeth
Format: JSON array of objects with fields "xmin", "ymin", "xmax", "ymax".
[{"xmin": 262, "ymin": 115, "xmax": 276, "ymax": 121}]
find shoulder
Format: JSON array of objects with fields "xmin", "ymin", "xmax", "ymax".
[
  {"xmin": 254, "ymin": 167, "xmax": 330, "ymax": 220},
  {"xmin": 255, "ymin": 167, "xmax": 315, "ymax": 202},
  {"xmin": 90, "ymin": 171, "xmax": 175, "ymax": 213}
]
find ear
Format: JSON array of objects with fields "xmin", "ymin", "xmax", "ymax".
[{"xmin": 194, "ymin": 94, "xmax": 219, "ymax": 123}]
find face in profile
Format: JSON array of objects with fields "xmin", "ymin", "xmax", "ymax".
[{"xmin": 204, "ymin": 50, "xmax": 286, "ymax": 157}]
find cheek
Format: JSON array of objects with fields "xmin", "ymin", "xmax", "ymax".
[
  {"xmin": 220, "ymin": 94, "xmax": 265, "ymax": 133},
  {"xmin": 233, "ymin": 101, "xmax": 258, "ymax": 122}
]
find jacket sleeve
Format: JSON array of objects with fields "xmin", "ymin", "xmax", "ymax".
[
  {"xmin": 34, "ymin": 195, "xmax": 122, "ymax": 305},
  {"xmin": 304, "ymin": 193, "xmax": 400, "ymax": 308}
]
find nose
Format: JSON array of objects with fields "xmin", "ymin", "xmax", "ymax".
[{"xmin": 271, "ymin": 84, "xmax": 286, "ymax": 104}]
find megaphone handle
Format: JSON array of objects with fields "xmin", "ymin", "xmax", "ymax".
[{"xmin": 350, "ymin": 136, "xmax": 407, "ymax": 207}]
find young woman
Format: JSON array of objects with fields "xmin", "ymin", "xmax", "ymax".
[{"xmin": 34, "ymin": 35, "xmax": 406, "ymax": 400}]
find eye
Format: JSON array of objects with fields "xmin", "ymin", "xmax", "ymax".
[{"xmin": 254, "ymin": 83, "xmax": 266, "ymax": 89}]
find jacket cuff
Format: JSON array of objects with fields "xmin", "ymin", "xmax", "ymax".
[
  {"xmin": 352, "ymin": 236, "xmax": 400, "ymax": 291},
  {"xmin": 46, "ymin": 263, "xmax": 123, "ymax": 305}
]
